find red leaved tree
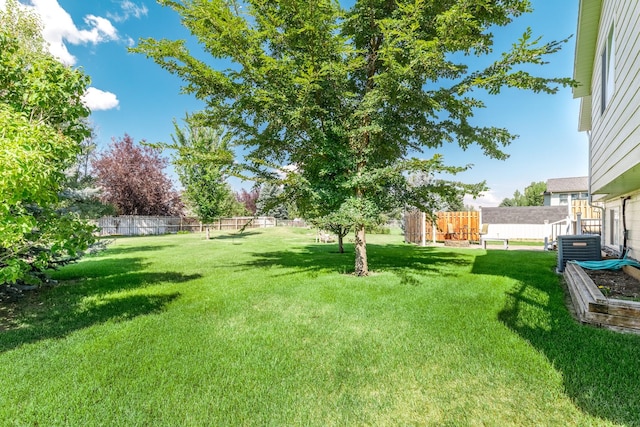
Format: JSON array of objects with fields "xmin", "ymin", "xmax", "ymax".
[
  {"xmin": 236, "ymin": 187, "xmax": 260, "ymax": 215},
  {"xmin": 92, "ymin": 134, "xmax": 183, "ymax": 216}
]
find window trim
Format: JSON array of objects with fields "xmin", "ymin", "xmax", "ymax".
[{"xmin": 601, "ymin": 25, "xmax": 615, "ymax": 114}]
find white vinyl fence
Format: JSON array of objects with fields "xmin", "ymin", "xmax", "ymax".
[{"xmin": 94, "ymin": 216, "xmax": 283, "ymax": 236}]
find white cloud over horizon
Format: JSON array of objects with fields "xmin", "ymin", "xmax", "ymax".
[
  {"xmin": 464, "ymin": 191, "xmax": 503, "ymax": 209},
  {"xmin": 82, "ymin": 87, "xmax": 120, "ymax": 111}
]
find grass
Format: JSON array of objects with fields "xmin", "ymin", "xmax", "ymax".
[{"xmin": 2, "ymin": 227, "xmax": 640, "ymax": 426}]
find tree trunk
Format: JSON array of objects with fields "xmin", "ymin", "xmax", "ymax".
[
  {"xmin": 354, "ymin": 223, "xmax": 368, "ymax": 276},
  {"xmin": 338, "ymin": 234, "xmax": 344, "ymax": 253}
]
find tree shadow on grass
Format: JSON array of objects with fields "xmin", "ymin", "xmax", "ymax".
[
  {"xmin": 95, "ymin": 243, "xmax": 178, "ymax": 257},
  {"xmin": 212, "ymin": 231, "xmax": 261, "ymax": 240},
  {"xmin": 472, "ymin": 250, "xmax": 640, "ymax": 426},
  {"xmin": 0, "ymin": 255, "xmax": 202, "ymax": 353},
  {"xmin": 238, "ymin": 242, "xmax": 472, "ymax": 283}
]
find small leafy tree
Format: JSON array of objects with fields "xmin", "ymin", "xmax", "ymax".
[
  {"xmin": 236, "ymin": 188, "xmax": 260, "ymax": 215},
  {"xmin": 524, "ymin": 181, "xmax": 546, "ymax": 206},
  {"xmin": 500, "ymin": 181, "xmax": 545, "ymax": 207},
  {"xmin": 135, "ymin": 0, "xmax": 572, "ymax": 275},
  {"xmin": 159, "ymin": 117, "xmax": 239, "ymax": 222},
  {"xmin": 0, "ymin": 0, "xmax": 96, "ymax": 285},
  {"xmin": 92, "ymin": 134, "xmax": 183, "ymax": 216},
  {"xmin": 309, "ymin": 212, "xmax": 352, "ymax": 254}
]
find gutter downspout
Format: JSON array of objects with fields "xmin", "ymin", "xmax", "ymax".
[
  {"xmin": 621, "ymin": 196, "xmax": 631, "ymax": 258},
  {"xmin": 586, "ymin": 130, "xmax": 606, "ymax": 244}
]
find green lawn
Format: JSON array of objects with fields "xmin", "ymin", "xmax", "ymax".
[{"xmin": 2, "ymin": 227, "xmax": 640, "ymax": 426}]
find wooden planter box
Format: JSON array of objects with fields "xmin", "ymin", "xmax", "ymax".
[{"xmin": 564, "ymin": 262, "xmax": 640, "ymax": 333}]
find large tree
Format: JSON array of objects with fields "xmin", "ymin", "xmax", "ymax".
[
  {"xmin": 134, "ymin": 0, "xmax": 572, "ymax": 275},
  {"xmin": 0, "ymin": 0, "xmax": 97, "ymax": 285},
  {"xmin": 92, "ymin": 134, "xmax": 183, "ymax": 216}
]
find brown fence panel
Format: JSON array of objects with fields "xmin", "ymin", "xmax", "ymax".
[
  {"xmin": 404, "ymin": 210, "xmax": 424, "ymax": 245},
  {"xmin": 405, "ymin": 211, "xmax": 480, "ymax": 244},
  {"xmin": 427, "ymin": 211, "xmax": 480, "ymax": 242},
  {"xmin": 571, "ymin": 200, "xmax": 601, "ymax": 220}
]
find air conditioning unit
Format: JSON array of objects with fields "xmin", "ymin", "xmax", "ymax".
[{"xmin": 557, "ymin": 235, "xmax": 601, "ymax": 272}]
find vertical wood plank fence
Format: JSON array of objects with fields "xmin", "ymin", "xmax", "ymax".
[
  {"xmin": 404, "ymin": 210, "xmax": 426, "ymax": 245},
  {"xmin": 404, "ymin": 211, "xmax": 480, "ymax": 245},
  {"xmin": 429, "ymin": 211, "xmax": 480, "ymax": 242},
  {"xmin": 571, "ymin": 200, "xmax": 602, "ymax": 219}
]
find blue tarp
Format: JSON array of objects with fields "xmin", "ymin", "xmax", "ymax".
[{"xmin": 569, "ymin": 259, "xmax": 640, "ymax": 270}]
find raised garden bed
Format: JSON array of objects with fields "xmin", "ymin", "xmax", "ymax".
[{"xmin": 564, "ymin": 262, "xmax": 640, "ymax": 334}]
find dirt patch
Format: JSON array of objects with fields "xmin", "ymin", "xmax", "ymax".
[
  {"xmin": 583, "ymin": 268, "xmax": 640, "ymax": 301},
  {"xmin": 0, "ymin": 285, "xmax": 45, "ymax": 332}
]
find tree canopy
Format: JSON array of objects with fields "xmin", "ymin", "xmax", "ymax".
[
  {"xmin": 0, "ymin": 0, "xmax": 96, "ymax": 285},
  {"xmin": 499, "ymin": 181, "xmax": 546, "ymax": 206},
  {"xmin": 92, "ymin": 134, "xmax": 183, "ymax": 216},
  {"xmin": 134, "ymin": 0, "xmax": 572, "ymax": 275},
  {"xmin": 158, "ymin": 117, "xmax": 242, "ymax": 221}
]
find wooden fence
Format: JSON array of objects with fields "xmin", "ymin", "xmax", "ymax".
[
  {"xmin": 571, "ymin": 199, "xmax": 601, "ymax": 219},
  {"xmin": 404, "ymin": 210, "xmax": 481, "ymax": 244},
  {"xmin": 404, "ymin": 210, "xmax": 426, "ymax": 245},
  {"xmin": 429, "ymin": 211, "xmax": 481, "ymax": 242},
  {"xmin": 405, "ymin": 201, "xmax": 602, "ymax": 246}
]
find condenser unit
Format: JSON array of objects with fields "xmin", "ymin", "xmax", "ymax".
[{"xmin": 557, "ymin": 235, "xmax": 602, "ymax": 272}]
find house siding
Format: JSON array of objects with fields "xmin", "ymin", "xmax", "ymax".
[
  {"xmin": 590, "ymin": 1, "xmax": 640, "ymax": 197},
  {"xmin": 601, "ymin": 191, "xmax": 640, "ymax": 259}
]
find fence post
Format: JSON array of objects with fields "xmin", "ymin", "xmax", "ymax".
[
  {"xmin": 577, "ymin": 212, "xmax": 582, "ymax": 235},
  {"xmin": 421, "ymin": 212, "xmax": 426, "ymax": 246}
]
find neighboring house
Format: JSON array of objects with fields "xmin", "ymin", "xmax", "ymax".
[
  {"xmin": 573, "ymin": 0, "xmax": 640, "ymax": 256},
  {"xmin": 481, "ymin": 206, "xmax": 568, "ymax": 240},
  {"xmin": 543, "ymin": 176, "xmax": 589, "ymax": 206}
]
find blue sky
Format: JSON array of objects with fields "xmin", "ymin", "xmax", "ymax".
[{"xmin": 4, "ymin": 0, "xmax": 587, "ymax": 207}]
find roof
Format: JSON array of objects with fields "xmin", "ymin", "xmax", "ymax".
[
  {"xmin": 481, "ymin": 206, "xmax": 568, "ymax": 225},
  {"xmin": 546, "ymin": 176, "xmax": 589, "ymax": 193},
  {"xmin": 573, "ymin": 0, "xmax": 602, "ymax": 131}
]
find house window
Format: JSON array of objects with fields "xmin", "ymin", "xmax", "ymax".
[
  {"xmin": 609, "ymin": 208, "xmax": 620, "ymax": 247},
  {"xmin": 559, "ymin": 194, "xmax": 569, "ymax": 205},
  {"xmin": 601, "ymin": 25, "xmax": 615, "ymax": 114}
]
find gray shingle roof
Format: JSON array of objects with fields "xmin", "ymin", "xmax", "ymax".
[
  {"xmin": 481, "ymin": 206, "xmax": 568, "ymax": 224},
  {"xmin": 545, "ymin": 176, "xmax": 588, "ymax": 193}
]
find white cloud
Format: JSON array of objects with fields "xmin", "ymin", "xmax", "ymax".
[
  {"xmin": 276, "ymin": 164, "xmax": 299, "ymax": 179},
  {"xmin": 107, "ymin": 1, "xmax": 148, "ymax": 23},
  {"xmin": 82, "ymin": 87, "xmax": 119, "ymax": 111},
  {"xmin": 15, "ymin": 0, "xmax": 120, "ymax": 65},
  {"xmin": 464, "ymin": 191, "xmax": 502, "ymax": 209}
]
